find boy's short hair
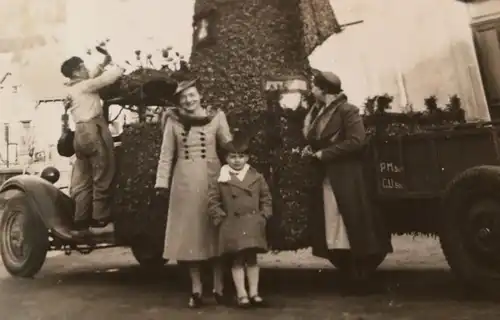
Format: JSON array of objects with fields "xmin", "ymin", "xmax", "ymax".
[
  {"xmin": 225, "ymin": 149, "xmax": 250, "ymax": 156},
  {"xmin": 221, "ymin": 128, "xmax": 255, "ymax": 159},
  {"xmin": 61, "ymin": 56, "xmax": 83, "ymax": 79}
]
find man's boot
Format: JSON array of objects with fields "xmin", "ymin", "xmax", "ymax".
[
  {"xmin": 89, "ymin": 219, "xmax": 114, "ymax": 235},
  {"xmin": 69, "ymin": 220, "xmax": 91, "ymax": 238}
]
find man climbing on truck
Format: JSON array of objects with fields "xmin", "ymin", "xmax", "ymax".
[{"xmin": 60, "ymin": 47, "xmax": 124, "ymax": 236}]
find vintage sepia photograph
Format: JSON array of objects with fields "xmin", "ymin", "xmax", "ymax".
[{"xmin": 1, "ymin": 0, "xmax": 500, "ymax": 319}]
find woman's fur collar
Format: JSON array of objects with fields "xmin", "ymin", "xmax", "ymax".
[{"xmin": 163, "ymin": 105, "xmax": 220, "ymax": 127}]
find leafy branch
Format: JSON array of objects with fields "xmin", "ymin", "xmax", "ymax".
[{"xmin": 89, "ymin": 40, "xmax": 191, "ymax": 122}]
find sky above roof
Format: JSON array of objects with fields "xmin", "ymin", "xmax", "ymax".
[{"xmin": 0, "ymin": 0, "xmax": 196, "ymax": 101}]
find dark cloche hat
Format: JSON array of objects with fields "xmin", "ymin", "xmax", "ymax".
[{"xmin": 313, "ymin": 70, "xmax": 342, "ymax": 88}]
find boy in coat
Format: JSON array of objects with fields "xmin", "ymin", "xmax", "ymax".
[{"xmin": 208, "ymin": 129, "xmax": 272, "ymax": 308}]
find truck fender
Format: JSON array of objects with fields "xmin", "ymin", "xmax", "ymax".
[{"xmin": 0, "ymin": 175, "xmax": 75, "ymax": 241}]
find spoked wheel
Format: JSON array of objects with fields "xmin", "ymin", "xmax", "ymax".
[
  {"xmin": 0, "ymin": 191, "xmax": 48, "ymax": 278},
  {"xmin": 440, "ymin": 166, "xmax": 500, "ymax": 296}
]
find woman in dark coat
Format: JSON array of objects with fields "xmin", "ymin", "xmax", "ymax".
[{"xmin": 302, "ymin": 70, "xmax": 393, "ymax": 280}]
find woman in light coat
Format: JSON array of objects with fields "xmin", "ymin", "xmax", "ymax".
[{"xmin": 154, "ymin": 78, "xmax": 233, "ymax": 308}]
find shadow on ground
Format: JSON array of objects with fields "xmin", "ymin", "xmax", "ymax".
[{"xmin": 1, "ymin": 263, "xmax": 492, "ymax": 302}]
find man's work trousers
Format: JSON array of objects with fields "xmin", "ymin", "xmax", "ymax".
[{"xmin": 70, "ymin": 116, "xmax": 115, "ymax": 226}]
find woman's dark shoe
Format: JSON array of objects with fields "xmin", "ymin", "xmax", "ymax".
[
  {"xmin": 236, "ymin": 296, "xmax": 251, "ymax": 309},
  {"xmin": 188, "ymin": 293, "xmax": 203, "ymax": 308},
  {"xmin": 249, "ymin": 295, "xmax": 267, "ymax": 307}
]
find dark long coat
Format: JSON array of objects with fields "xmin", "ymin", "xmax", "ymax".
[
  {"xmin": 207, "ymin": 167, "xmax": 273, "ymax": 256},
  {"xmin": 303, "ymin": 93, "xmax": 393, "ymax": 259}
]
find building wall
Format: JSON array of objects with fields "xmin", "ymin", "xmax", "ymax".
[
  {"xmin": 310, "ymin": 0, "xmax": 500, "ymax": 121},
  {"xmin": 3, "ymin": 0, "xmax": 500, "ymax": 127},
  {"xmin": 467, "ymin": 0, "xmax": 500, "ymax": 22}
]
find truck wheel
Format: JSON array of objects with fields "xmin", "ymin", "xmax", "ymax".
[
  {"xmin": 328, "ymin": 250, "xmax": 386, "ymax": 275},
  {"xmin": 0, "ymin": 191, "xmax": 48, "ymax": 278},
  {"xmin": 130, "ymin": 242, "xmax": 167, "ymax": 269},
  {"xmin": 440, "ymin": 165, "xmax": 500, "ymax": 295}
]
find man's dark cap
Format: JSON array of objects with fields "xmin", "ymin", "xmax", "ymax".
[{"xmin": 61, "ymin": 56, "xmax": 83, "ymax": 78}]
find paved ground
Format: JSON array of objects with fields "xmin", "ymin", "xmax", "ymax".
[{"xmin": 1, "ymin": 236, "xmax": 499, "ymax": 320}]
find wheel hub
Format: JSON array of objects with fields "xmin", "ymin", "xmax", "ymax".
[
  {"xmin": 466, "ymin": 200, "xmax": 500, "ymax": 264},
  {"xmin": 3, "ymin": 210, "xmax": 28, "ymax": 262},
  {"xmin": 478, "ymin": 227, "xmax": 491, "ymax": 240}
]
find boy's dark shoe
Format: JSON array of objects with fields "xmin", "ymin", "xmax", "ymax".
[
  {"xmin": 235, "ymin": 296, "xmax": 251, "ymax": 309},
  {"xmin": 250, "ymin": 295, "xmax": 268, "ymax": 308},
  {"xmin": 188, "ymin": 292, "xmax": 203, "ymax": 309}
]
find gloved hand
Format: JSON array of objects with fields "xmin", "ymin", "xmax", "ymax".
[{"xmin": 301, "ymin": 145, "xmax": 314, "ymax": 158}]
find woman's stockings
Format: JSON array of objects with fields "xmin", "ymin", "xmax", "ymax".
[
  {"xmin": 189, "ymin": 264, "xmax": 203, "ymax": 295},
  {"xmin": 212, "ymin": 259, "xmax": 224, "ymax": 295}
]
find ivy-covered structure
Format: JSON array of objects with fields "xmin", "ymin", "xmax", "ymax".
[
  {"xmin": 113, "ymin": 0, "xmax": 342, "ymax": 251},
  {"xmin": 188, "ymin": 0, "xmax": 341, "ymax": 249}
]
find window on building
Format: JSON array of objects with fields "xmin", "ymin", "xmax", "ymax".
[{"xmin": 473, "ymin": 17, "xmax": 500, "ymax": 119}]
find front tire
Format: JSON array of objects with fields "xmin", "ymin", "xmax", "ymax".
[
  {"xmin": 0, "ymin": 191, "xmax": 48, "ymax": 278},
  {"xmin": 440, "ymin": 166, "xmax": 500, "ymax": 296}
]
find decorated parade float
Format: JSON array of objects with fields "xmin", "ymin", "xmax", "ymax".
[{"xmin": 1, "ymin": 0, "xmax": 500, "ymax": 296}]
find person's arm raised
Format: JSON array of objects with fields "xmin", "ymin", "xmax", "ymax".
[{"xmin": 80, "ymin": 65, "xmax": 124, "ymax": 93}]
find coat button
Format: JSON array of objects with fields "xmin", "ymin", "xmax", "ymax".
[
  {"xmin": 201, "ymin": 143, "xmax": 206, "ymax": 147},
  {"xmin": 200, "ymin": 137, "xmax": 206, "ymax": 142},
  {"xmin": 183, "ymin": 138, "xmax": 187, "ymax": 142},
  {"xmin": 201, "ymin": 155, "xmax": 206, "ymax": 159},
  {"xmin": 201, "ymin": 149, "xmax": 206, "ymax": 153}
]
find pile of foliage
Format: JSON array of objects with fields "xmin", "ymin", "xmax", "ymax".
[
  {"xmin": 113, "ymin": 122, "xmax": 165, "ymax": 247},
  {"xmin": 91, "ymin": 42, "xmax": 192, "ymax": 121},
  {"xmin": 362, "ymin": 93, "xmax": 466, "ymax": 137}
]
